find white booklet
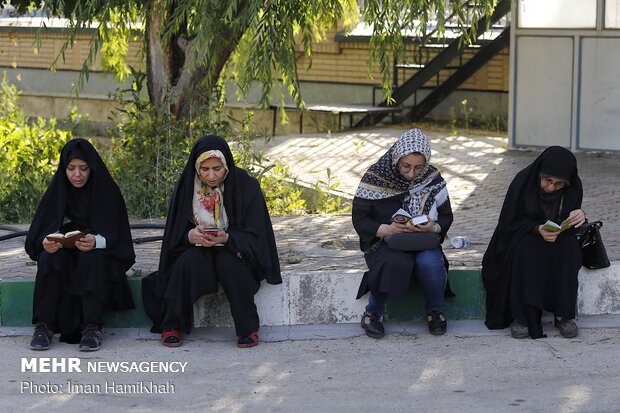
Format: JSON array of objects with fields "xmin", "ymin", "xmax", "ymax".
[{"xmin": 391, "ymin": 208, "xmax": 429, "ymax": 226}]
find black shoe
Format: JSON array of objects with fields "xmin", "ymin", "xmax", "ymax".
[
  {"xmin": 79, "ymin": 324, "xmax": 103, "ymax": 351},
  {"xmin": 427, "ymin": 311, "xmax": 447, "ymax": 335},
  {"xmin": 30, "ymin": 321, "xmax": 53, "ymax": 350},
  {"xmin": 510, "ymin": 321, "xmax": 529, "ymax": 339},
  {"xmin": 361, "ymin": 312, "xmax": 385, "ymax": 338},
  {"xmin": 554, "ymin": 317, "xmax": 578, "ymax": 338}
]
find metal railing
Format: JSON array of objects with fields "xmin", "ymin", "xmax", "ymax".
[{"xmin": 0, "ymin": 224, "xmax": 166, "ymax": 244}]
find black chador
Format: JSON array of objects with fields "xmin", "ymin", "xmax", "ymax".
[
  {"xmin": 142, "ymin": 135, "xmax": 281, "ymax": 338},
  {"xmin": 482, "ymin": 146, "xmax": 583, "ymax": 338},
  {"xmin": 25, "ymin": 138, "xmax": 135, "ymax": 343}
]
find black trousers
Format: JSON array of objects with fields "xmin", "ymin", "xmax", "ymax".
[
  {"xmin": 33, "ymin": 270, "xmax": 105, "ymax": 342},
  {"xmin": 161, "ymin": 246, "xmax": 260, "ymax": 337}
]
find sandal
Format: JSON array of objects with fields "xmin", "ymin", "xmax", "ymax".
[
  {"xmin": 161, "ymin": 329, "xmax": 183, "ymax": 347},
  {"xmin": 237, "ymin": 331, "xmax": 259, "ymax": 348}
]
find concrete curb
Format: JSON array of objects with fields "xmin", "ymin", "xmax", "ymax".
[
  {"xmin": 578, "ymin": 263, "xmax": 620, "ymax": 314},
  {"xmin": 2, "ymin": 264, "xmax": 619, "ymax": 328}
]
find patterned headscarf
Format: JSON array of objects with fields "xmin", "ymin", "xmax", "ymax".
[
  {"xmin": 192, "ymin": 150, "xmax": 229, "ymax": 229},
  {"xmin": 355, "ymin": 128, "xmax": 448, "ymax": 220}
]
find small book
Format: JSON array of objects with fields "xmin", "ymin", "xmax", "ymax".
[
  {"xmin": 391, "ymin": 209, "xmax": 429, "ymax": 226},
  {"xmin": 410, "ymin": 215, "xmax": 429, "ymax": 225},
  {"xmin": 45, "ymin": 230, "xmax": 86, "ymax": 248},
  {"xmin": 542, "ymin": 219, "xmax": 571, "ymax": 233}
]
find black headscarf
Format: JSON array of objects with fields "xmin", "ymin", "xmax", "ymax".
[
  {"xmin": 25, "ymin": 138, "xmax": 135, "ymax": 272},
  {"xmin": 152, "ymin": 135, "xmax": 281, "ymax": 294},
  {"xmin": 482, "ymin": 146, "xmax": 583, "ymax": 329}
]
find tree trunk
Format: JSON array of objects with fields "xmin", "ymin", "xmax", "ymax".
[
  {"xmin": 145, "ymin": 0, "xmax": 254, "ymax": 120},
  {"xmin": 145, "ymin": 2, "xmax": 174, "ymax": 113}
]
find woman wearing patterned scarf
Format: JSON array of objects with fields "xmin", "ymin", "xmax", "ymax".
[
  {"xmin": 352, "ymin": 129, "xmax": 453, "ymax": 337},
  {"xmin": 142, "ymin": 135, "xmax": 281, "ymax": 348}
]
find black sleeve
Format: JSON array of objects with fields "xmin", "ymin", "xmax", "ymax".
[
  {"xmin": 436, "ymin": 197, "xmax": 453, "ymax": 242},
  {"xmin": 352, "ymin": 197, "xmax": 382, "ymax": 243},
  {"xmin": 180, "ymin": 224, "xmax": 193, "ymax": 246},
  {"xmin": 225, "ymin": 178, "xmax": 281, "ymax": 283}
]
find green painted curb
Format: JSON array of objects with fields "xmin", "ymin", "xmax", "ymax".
[
  {"xmin": 386, "ymin": 268, "xmax": 485, "ymax": 321},
  {"xmin": 0, "ymin": 277, "xmax": 151, "ymax": 328},
  {"xmin": 0, "ymin": 269, "xmax": 486, "ymax": 327}
]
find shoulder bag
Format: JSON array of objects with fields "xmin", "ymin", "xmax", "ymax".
[
  {"xmin": 575, "ymin": 221, "xmax": 610, "ymax": 269},
  {"xmin": 384, "ymin": 232, "xmax": 441, "ymax": 252}
]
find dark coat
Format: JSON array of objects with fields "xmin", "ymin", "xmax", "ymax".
[
  {"xmin": 352, "ymin": 173, "xmax": 454, "ymax": 299},
  {"xmin": 142, "ymin": 135, "xmax": 281, "ymax": 332},
  {"xmin": 25, "ymin": 138, "xmax": 135, "ymax": 342},
  {"xmin": 482, "ymin": 146, "xmax": 583, "ymax": 334}
]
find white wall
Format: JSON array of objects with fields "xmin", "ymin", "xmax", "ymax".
[
  {"xmin": 510, "ymin": 0, "xmax": 620, "ymax": 151},
  {"xmin": 579, "ymin": 38, "xmax": 620, "ymax": 151},
  {"xmin": 513, "ymin": 37, "xmax": 573, "ymax": 147}
]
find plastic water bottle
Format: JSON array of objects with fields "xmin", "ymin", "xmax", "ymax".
[{"xmin": 451, "ymin": 236, "xmax": 471, "ymax": 249}]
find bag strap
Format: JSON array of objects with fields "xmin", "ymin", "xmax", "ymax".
[{"xmin": 363, "ymin": 238, "xmax": 383, "ymax": 255}]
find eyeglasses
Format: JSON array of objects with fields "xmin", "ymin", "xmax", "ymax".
[
  {"xmin": 398, "ymin": 163, "xmax": 426, "ymax": 174},
  {"xmin": 541, "ymin": 177, "xmax": 568, "ymax": 189}
]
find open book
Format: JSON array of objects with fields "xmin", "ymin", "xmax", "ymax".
[
  {"xmin": 542, "ymin": 219, "xmax": 571, "ymax": 233},
  {"xmin": 45, "ymin": 230, "xmax": 86, "ymax": 248},
  {"xmin": 391, "ymin": 208, "xmax": 429, "ymax": 226}
]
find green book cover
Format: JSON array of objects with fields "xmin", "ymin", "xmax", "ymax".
[{"xmin": 542, "ymin": 219, "xmax": 571, "ymax": 233}]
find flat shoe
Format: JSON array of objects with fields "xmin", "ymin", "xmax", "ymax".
[
  {"xmin": 427, "ymin": 311, "xmax": 447, "ymax": 336},
  {"xmin": 361, "ymin": 312, "xmax": 385, "ymax": 338},
  {"xmin": 161, "ymin": 330, "xmax": 183, "ymax": 347},
  {"xmin": 79, "ymin": 324, "xmax": 103, "ymax": 352},
  {"xmin": 510, "ymin": 321, "xmax": 529, "ymax": 339},
  {"xmin": 554, "ymin": 318, "xmax": 578, "ymax": 338},
  {"xmin": 237, "ymin": 331, "xmax": 259, "ymax": 348},
  {"xmin": 30, "ymin": 321, "xmax": 53, "ymax": 351}
]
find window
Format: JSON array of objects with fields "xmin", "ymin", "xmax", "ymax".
[
  {"xmin": 518, "ymin": 0, "xmax": 597, "ymax": 29},
  {"xmin": 605, "ymin": 0, "xmax": 620, "ymax": 28}
]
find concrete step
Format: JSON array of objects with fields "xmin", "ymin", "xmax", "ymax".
[{"xmin": 1, "ymin": 264, "xmax": 619, "ymax": 328}]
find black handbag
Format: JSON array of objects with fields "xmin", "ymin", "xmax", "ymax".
[
  {"xmin": 384, "ymin": 232, "xmax": 440, "ymax": 252},
  {"xmin": 575, "ymin": 221, "xmax": 610, "ymax": 269}
]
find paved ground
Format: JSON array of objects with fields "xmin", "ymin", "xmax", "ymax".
[
  {"xmin": 257, "ymin": 127, "xmax": 620, "ymax": 267},
  {"xmin": 2, "ymin": 128, "xmax": 620, "ymax": 412},
  {"xmin": 1, "ymin": 127, "xmax": 618, "ymax": 278},
  {"xmin": 2, "ymin": 316, "xmax": 620, "ymax": 412}
]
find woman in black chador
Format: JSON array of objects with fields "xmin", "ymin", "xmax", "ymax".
[
  {"xmin": 352, "ymin": 129, "xmax": 454, "ymax": 337},
  {"xmin": 142, "ymin": 135, "xmax": 281, "ymax": 348},
  {"xmin": 483, "ymin": 146, "xmax": 586, "ymax": 339},
  {"xmin": 25, "ymin": 138, "xmax": 135, "ymax": 351}
]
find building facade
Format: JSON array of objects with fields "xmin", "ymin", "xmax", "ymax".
[{"xmin": 511, "ymin": 0, "xmax": 620, "ymax": 151}]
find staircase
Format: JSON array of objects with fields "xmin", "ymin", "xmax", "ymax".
[{"xmin": 356, "ymin": 0, "xmax": 511, "ymax": 128}]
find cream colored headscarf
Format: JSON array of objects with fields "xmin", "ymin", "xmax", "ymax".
[
  {"xmin": 354, "ymin": 129, "xmax": 448, "ymax": 220},
  {"xmin": 192, "ymin": 150, "xmax": 229, "ymax": 229}
]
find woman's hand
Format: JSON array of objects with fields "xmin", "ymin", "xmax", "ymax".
[
  {"xmin": 75, "ymin": 234, "xmax": 96, "ymax": 252},
  {"xmin": 566, "ymin": 209, "xmax": 586, "ymax": 228},
  {"xmin": 188, "ymin": 227, "xmax": 207, "ymax": 246},
  {"xmin": 376, "ymin": 222, "xmax": 416, "ymax": 237},
  {"xmin": 410, "ymin": 218, "xmax": 435, "ymax": 233},
  {"xmin": 203, "ymin": 230, "xmax": 229, "ymax": 246},
  {"xmin": 42, "ymin": 237, "xmax": 61, "ymax": 254},
  {"xmin": 189, "ymin": 226, "xmax": 229, "ymax": 247},
  {"xmin": 377, "ymin": 215, "xmax": 439, "ymax": 237},
  {"xmin": 538, "ymin": 225, "xmax": 560, "ymax": 243}
]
